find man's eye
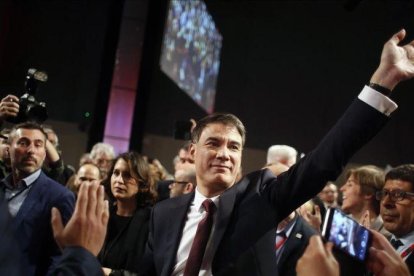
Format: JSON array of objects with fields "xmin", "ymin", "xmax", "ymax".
[{"xmin": 229, "ymin": 145, "xmax": 240, "ymax": 151}]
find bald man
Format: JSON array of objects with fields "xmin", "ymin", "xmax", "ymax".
[
  {"xmin": 169, "ymin": 168, "xmax": 197, "ymax": 198},
  {"xmin": 72, "ymin": 163, "xmax": 101, "ymax": 194}
]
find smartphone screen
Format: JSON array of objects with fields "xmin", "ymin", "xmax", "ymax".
[{"xmin": 322, "ymin": 208, "xmax": 371, "ymax": 262}]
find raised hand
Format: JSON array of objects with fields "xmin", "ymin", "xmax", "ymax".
[
  {"xmin": 296, "ymin": 235, "xmax": 339, "ymax": 276},
  {"xmin": 371, "ymin": 29, "xmax": 414, "ymax": 90},
  {"xmin": 51, "ymin": 181, "xmax": 109, "ymax": 256},
  {"xmin": 367, "ymin": 230, "xmax": 410, "ymax": 276}
]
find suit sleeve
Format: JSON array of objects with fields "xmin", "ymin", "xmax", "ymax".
[
  {"xmin": 48, "ymin": 189, "xmax": 76, "ymax": 274},
  {"xmin": 261, "ymin": 97, "xmax": 389, "ymax": 221},
  {"xmin": 53, "ymin": 246, "xmax": 103, "ymax": 276}
]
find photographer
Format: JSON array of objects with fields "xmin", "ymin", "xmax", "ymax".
[{"xmin": 0, "ymin": 94, "xmax": 71, "ymax": 184}]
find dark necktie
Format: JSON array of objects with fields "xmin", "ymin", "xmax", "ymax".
[
  {"xmin": 390, "ymin": 238, "xmax": 403, "ymax": 250},
  {"xmin": 184, "ymin": 199, "xmax": 216, "ymax": 276},
  {"xmin": 275, "ymin": 231, "xmax": 287, "ymax": 261}
]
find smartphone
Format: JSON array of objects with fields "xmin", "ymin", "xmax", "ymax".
[{"xmin": 322, "ymin": 208, "xmax": 371, "ymax": 262}]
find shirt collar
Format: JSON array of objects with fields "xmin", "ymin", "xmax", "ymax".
[
  {"xmin": 277, "ymin": 214, "xmax": 297, "ymax": 237},
  {"xmin": 193, "ymin": 187, "xmax": 220, "ymax": 212},
  {"xmin": 1, "ymin": 169, "xmax": 41, "ymax": 190},
  {"xmin": 393, "ymin": 230, "xmax": 414, "ymax": 246}
]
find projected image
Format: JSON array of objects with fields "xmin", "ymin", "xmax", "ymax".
[{"xmin": 160, "ymin": 0, "xmax": 222, "ymax": 113}]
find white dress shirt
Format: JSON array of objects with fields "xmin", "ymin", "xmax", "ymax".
[
  {"xmin": 392, "ymin": 231, "xmax": 414, "ymax": 260},
  {"xmin": 172, "ymin": 187, "xmax": 220, "ymax": 276}
]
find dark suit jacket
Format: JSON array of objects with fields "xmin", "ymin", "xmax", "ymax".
[
  {"xmin": 8, "ymin": 171, "xmax": 75, "ymax": 275},
  {"xmin": 405, "ymin": 252, "xmax": 414, "ymax": 275},
  {"xmin": 143, "ymin": 98, "xmax": 388, "ymax": 276},
  {"xmin": 99, "ymin": 206, "xmax": 151, "ymax": 272},
  {"xmin": 245, "ymin": 216, "xmax": 318, "ymax": 276}
]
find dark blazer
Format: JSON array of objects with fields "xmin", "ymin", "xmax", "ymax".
[
  {"xmin": 0, "ymin": 189, "xmax": 24, "ymax": 276},
  {"xmin": 405, "ymin": 251, "xmax": 414, "ymax": 275},
  {"xmin": 99, "ymin": 206, "xmax": 151, "ymax": 272},
  {"xmin": 247, "ymin": 216, "xmax": 318, "ymax": 276},
  {"xmin": 9, "ymin": 171, "xmax": 75, "ymax": 276},
  {"xmin": 143, "ymin": 99, "xmax": 389, "ymax": 276},
  {"xmin": 53, "ymin": 246, "xmax": 103, "ymax": 276}
]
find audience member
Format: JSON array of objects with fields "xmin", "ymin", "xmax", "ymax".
[
  {"xmin": 141, "ymin": 29, "xmax": 414, "ymax": 275},
  {"xmin": 341, "ymin": 165, "xmax": 389, "ymax": 236},
  {"xmin": 169, "ymin": 167, "xmax": 197, "ymax": 198},
  {"xmin": 67, "ymin": 162, "xmax": 101, "ymax": 195},
  {"xmin": 319, "ymin": 181, "xmax": 339, "ymax": 209},
  {"xmin": 0, "ymin": 128, "xmax": 11, "ymax": 179},
  {"xmin": 174, "ymin": 141, "xmax": 194, "ymax": 172},
  {"xmin": 377, "ymin": 164, "xmax": 414, "ymax": 274},
  {"xmin": 249, "ymin": 145, "xmax": 318, "ymax": 276},
  {"xmin": 79, "ymin": 152, "xmax": 93, "ymax": 167},
  {"xmin": 266, "ymin": 144, "xmax": 297, "ymax": 167},
  {"xmin": 43, "ymin": 125, "xmax": 76, "ymax": 185},
  {"xmin": 0, "ymin": 122, "xmax": 75, "ymax": 275},
  {"xmin": 99, "ymin": 152, "xmax": 157, "ymax": 275},
  {"xmin": 90, "ymin": 142, "xmax": 116, "ymax": 180}
]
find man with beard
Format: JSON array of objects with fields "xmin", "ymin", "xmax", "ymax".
[{"xmin": 0, "ymin": 122, "xmax": 75, "ymax": 275}]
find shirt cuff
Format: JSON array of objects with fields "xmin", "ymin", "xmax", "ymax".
[{"xmin": 358, "ymin": 85, "xmax": 398, "ymax": 116}]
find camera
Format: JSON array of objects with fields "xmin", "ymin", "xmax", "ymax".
[{"xmin": 7, "ymin": 68, "xmax": 49, "ymax": 124}]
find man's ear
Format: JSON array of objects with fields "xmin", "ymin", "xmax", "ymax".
[
  {"xmin": 185, "ymin": 183, "xmax": 195, "ymax": 193},
  {"xmin": 189, "ymin": 143, "xmax": 196, "ymax": 159}
]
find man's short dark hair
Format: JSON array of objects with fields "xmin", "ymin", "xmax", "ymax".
[
  {"xmin": 191, "ymin": 113, "xmax": 246, "ymax": 146},
  {"xmin": 385, "ymin": 164, "xmax": 414, "ymax": 191},
  {"xmin": 8, "ymin": 122, "xmax": 47, "ymax": 144}
]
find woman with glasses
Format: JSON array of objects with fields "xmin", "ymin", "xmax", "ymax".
[{"xmin": 99, "ymin": 151, "xmax": 157, "ymax": 275}]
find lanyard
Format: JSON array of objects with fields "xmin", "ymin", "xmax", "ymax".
[{"xmin": 401, "ymin": 243, "xmax": 414, "ymax": 259}]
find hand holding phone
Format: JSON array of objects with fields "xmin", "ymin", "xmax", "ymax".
[{"xmin": 322, "ymin": 208, "xmax": 372, "ymax": 262}]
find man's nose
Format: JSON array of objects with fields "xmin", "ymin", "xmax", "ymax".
[{"xmin": 216, "ymin": 147, "xmax": 230, "ymax": 160}]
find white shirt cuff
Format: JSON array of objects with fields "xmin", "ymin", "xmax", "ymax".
[{"xmin": 358, "ymin": 85, "xmax": 398, "ymax": 116}]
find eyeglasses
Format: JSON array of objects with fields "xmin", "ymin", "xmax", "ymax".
[
  {"xmin": 375, "ymin": 189, "xmax": 414, "ymax": 202},
  {"xmin": 174, "ymin": 181, "xmax": 189, "ymax": 185}
]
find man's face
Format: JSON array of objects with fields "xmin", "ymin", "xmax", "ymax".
[
  {"xmin": 169, "ymin": 169, "xmax": 191, "ymax": 198},
  {"xmin": 380, "ymin": 179, "xmax": 414, "ymax": 237},
  {"xmin": 321, "ymin": 184, "xmax": 338, "ymax": 204},
  {"xmin": 191, "ymin": 123, "xmax": 242, "ymax": 195},
  {"xmin": 340, "ymin": 174, "xmax": 364, "ymax": 214},
  {"xmin": 0, "ymin": 135, "xmax": 10, "ymax": 163},
  {"xmin": 74, "ymin": 164, "xmax": 100, "ymax": 191},
  {"xmin": 94, "ymin": 152, "xmax": 113, "ymax": 177},
  {"xmin": 9, "ymin": 128, "xmax": 46, "ymax": 177},
  {"xmin": 175, "ymin": 148, "xmax": 194, "ymax": 172}
]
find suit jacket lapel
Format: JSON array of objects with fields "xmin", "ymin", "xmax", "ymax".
[
  {"xmin": 163, "ymin": 193, "xmax": 194, "ymax": 275},
  {"xmin": 210, "ymin": 183, "xmax": 238, "ymax": 261},
  {"xmin": 278, "ymin": 217, "xmax": 303, "ymax": 266},
  {"xmin": 12, "ymin": 175, "xmax": 44, "ymax": 231},
  {"xmin": 254, "ymin": 229, "xmax": 278, "ymax": 275}
]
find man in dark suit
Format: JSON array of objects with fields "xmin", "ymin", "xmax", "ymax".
[
  {"xmin": 0, "ymin": 122, "xmax": 75, "ymax": 275},
  {"xmin": 378, "ymin": 164, "xmax": 414, "ymax": 275},
  {"xmin": 143, "ymin": 29, "xmax": 414, "ymax": 276},
  {"xmin": 0, "ymin": 178, "xmax": 109, "ymax": 276},
  {"xmin": 244, "ymin": 212, "xmax": 318, "ymax": 276}
]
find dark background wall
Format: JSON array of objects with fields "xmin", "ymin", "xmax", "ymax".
[
  {"xmin": 140, "ymin": 0, "xmax": 414, "ymax": 168},
  {"xmin": 0, "ymin": 0, "xmax": 413, "ymax": 171}
]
